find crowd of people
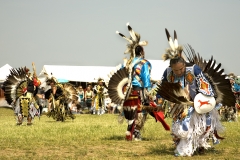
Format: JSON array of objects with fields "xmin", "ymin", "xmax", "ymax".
[
  {"xmin": 1, "ymin": 22, "xmax": 239, "ymax": 158},
  {"xmin": 68, "ymin": 82, "xmax": 120, "ymax": 115},
  {"xmin": 34, "ymin": 80, "xmax": 120, "ymax": 116}
]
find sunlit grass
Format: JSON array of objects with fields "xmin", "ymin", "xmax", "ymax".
[{"xmin": 0, "ymin": 107, "xmax": 240, "ymax": 160}]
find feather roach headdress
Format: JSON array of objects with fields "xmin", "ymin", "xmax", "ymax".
[
  {"xmin": 45, "ymin": 73, "xmax": 58, "ymax": 85},
  {"xmin": 116, "ymin": 22, "xmax": 148, "ymax": 67},
  {"xmin": 162, "ymin": 29, "xmax": 183, "ymax": 61}
]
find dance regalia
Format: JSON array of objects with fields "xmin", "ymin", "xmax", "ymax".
[
  {"xmin": 44, "ymin": 77, "xmax": 78, "ymax": 121},
  {"xmin": 92, "ymin": 79, "xmax": 107, "ymax": 115},
  {"xmin": 123, "ymin": 57, "xmax": 152, "ymax": 140},
  {"xmin": 3, "ymin": 67, "xmax": 41, "ymax": 125},
  {"xmin": 107, "ymin": 23, "xmax": 169, "ymax": 141},
  {"xmin": 157, "ymin": 29, "xmax": 235, "ymax": 156},
  {"xmin": 226, "ymin": 73, "xmax": 240, "ymax": 119}
]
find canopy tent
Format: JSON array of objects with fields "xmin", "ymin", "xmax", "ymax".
[
  {"xmin": 0, "ymin": 64, "xmax": 12, "ymax": 83},
  {"xmin": 39, "ymin": 60, "xmax": 170, "ymax": 83},
  {"xmin": 40, "ymin": 65, "xmax": 116, "ymax": 82},
  {"xmin": 149, "ymin": 60, "xmax": 170, "ymax": 80}
]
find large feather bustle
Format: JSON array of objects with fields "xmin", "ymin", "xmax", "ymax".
[
  {"xmin": 162, "ymin": 29, "xmax": 183, "ymax": 61},
  {"xmin": 62, "ymin": 83, "xmax": 78, "ymax": 103},
  {"xmin": 3, "ymin": 67, "xmax": 28, "ymax": 105},
  {"xmin": 183, "ymin": 44, "xmax": 236, "ymax": 107},
  {"xmin": 107, "ymin": 67, "xmax": 130, "ymax": 105}
]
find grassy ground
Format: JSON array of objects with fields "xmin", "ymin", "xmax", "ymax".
[{"xmin": 0, "ymin": 107, "xmax": 240, "ymax": 160}]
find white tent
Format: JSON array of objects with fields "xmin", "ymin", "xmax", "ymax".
[
  {"xmin": 149, "ymin": 60, "xmax": 170, "ymax": 80},
  {"xmin": 40, "ymin": 60, "xmax": 170, "ymax": 83},
  {"xmin": 0, "ymin": 64, "xmax": 12, "ymax": 83},
  {"xmin": 40, "ymin": 65, "xmax": 116, "ymax": 82}
]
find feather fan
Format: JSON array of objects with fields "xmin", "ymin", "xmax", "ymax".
[{"xmin": 156, "ymin": 81, "xmax": 194, "ymax": 106}]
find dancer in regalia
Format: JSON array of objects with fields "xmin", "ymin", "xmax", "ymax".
[
  {"xmin": 107, "ymin": 23, "xmax": 170, "ymax": 141},
  {"xmin": 92, "ymin": 78, "xmax": 107, "ymax": 115},
  {"xmin": 44, "ymin": 75, "xmax": 78, "ymax": 121},
  {"xmin": 3, "ymin": 64, "xmax": 41, "ymax": 125},
  {"xmin": 157, "ymin": 29, "xmax": 236, "ymax": 156}
]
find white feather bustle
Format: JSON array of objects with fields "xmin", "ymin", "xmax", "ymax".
[{"xmin": 117, "ymin": 77, "xmax": 129, "ymax": 99}]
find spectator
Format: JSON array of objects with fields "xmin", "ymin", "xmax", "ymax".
[
  {"xmin": 85, "ymin": 86, "xmax": 94, "ymax": 111},
  {"xmin": 77, "ymin": 86, "xmax": 85, "ymax": 108}
]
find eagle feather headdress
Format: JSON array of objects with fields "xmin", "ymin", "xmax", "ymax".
[{"xmin": 162, "ymin": 29, "xmax": 183, "ymax": 61}]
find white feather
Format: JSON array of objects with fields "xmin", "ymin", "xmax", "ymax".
[
  {"xmin": 117, "ymin": 77, "xmax": 128, "ymax": 99},
  {"xmin": 174, "ymin": 39, "xmax": 178, "ymax": 49},
  {"xmin": 169, "ymin": 37, "xmax": 175, "ymax": 52},
  {"xmin": 117, "ymin": 30, "xmax": 133, "ymax": 44},
  {"xmin": 126, "ymin": 22, "xmax": 137, "ymax": 41},
  {"xmin": 124, "ymin": 48, "xmax": 131, "ymax": 54},
  {"xmin": 110, "ymin": 70, "xmax": 115, "ymax": 75},
  {"xmin": 138, "ymin": 41, "xmax": 148, "ymax": 46},
  {"xmin": 124, "ymin": 37, "xmax": 133, "ymax": 44}
]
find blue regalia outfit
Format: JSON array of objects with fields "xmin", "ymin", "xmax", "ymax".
[{"xmin": 107, "ymin": 23, "xmax": 154, "ymax": 141}]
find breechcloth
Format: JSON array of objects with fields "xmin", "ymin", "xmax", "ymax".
[{"xmin": 123, "ymin": 90, "xmax": 142, "ymax": 140}]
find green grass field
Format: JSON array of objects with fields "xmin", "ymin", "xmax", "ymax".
[{"xmin": 0, "ymin": 107, "xmax": 240, "ymax": 160}]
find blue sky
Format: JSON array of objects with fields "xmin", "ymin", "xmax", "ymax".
[{"xmin": 0, "ymin": 0, "xmax": 240, "ymax": 75}]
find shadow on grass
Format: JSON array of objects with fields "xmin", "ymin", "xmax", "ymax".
[
  {"xmin": 148, "ymin": 144, "xmax": 224, "ymax": 157},
  {"xmin": 147, "ymin": 144, "xmax": 174, "ymax": 156},
  {"xmin": 102, "ymin": 135, "xmax": 125, "ymax": 141},
  {"xmin": 102, "ymin": 135, "xmax": 162, "ymax": 141},
  {"xmin": 44, "ymin": 120, "xmax": 75, "ymax": 123},
  {"xmin": 193, "ymin": 147, "xmax": 223, "ymax": 156}
]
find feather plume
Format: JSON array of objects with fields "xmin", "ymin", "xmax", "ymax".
[
  {"xmin": 165, "ymin": 28, "xmax": 175, "ymax": 52},
  {"xmin": 116, "ymin": 31, "xmax": 133, "ymax": 44},
  {"xmin": 126, "ymin": 22, "xmax": 137, "ymax": 41},
  {"xmin": 162, "ymin": 29, "xmax": 183, "ymax": 60},
  {"xmin": 117, "ymin": 22, "xmax": 146, "ymax": 64},
  {"xmin": 138, "ymin": 41, "xmax": 148, "ymax": 46},
  {"xmin": 174, "ymin": 30, "xmax": 178, "ymax": 49}
]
